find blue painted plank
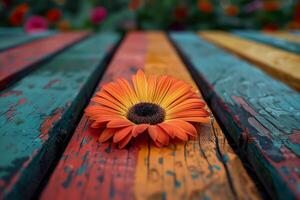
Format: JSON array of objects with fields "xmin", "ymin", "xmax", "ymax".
[
  {"xmin": 170, "ymin": 32, "xmax": 300, "ymax": 200},
  {"xmin": 0, "ymin": 32, "xmax": 120, "ymax": 199},
  {"xmin": 233, "ymin": 30, "xmax": 300, "ymax": 54}
]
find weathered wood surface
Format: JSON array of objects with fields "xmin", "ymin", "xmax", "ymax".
[
  {"xmin": 233, "ymin": 31, "xmax": 300, "ymax": 54},
  {"xmin": 171, "ymin": 32, "xmax": 300, "ymax": 200},
  {"xmin": 199, "ymin": 31, "xmax": 300, "ymax": 91},
  {"xmin": 0, "ymin": 33, "xmax": 120, "ymax": 199},
  {"xmin": 41, "ymin": 32, "xmax": 261, "ymax": 200},
  {"xmin": 0, "ymin": 32, "xmax": 89, "ymax": 91},
  {"xmin": 0, "ymin": 32, "xmax": 53, "ymax": 52},
  {"xmin": 264, "ymin": 31, "xmax": 300, "ymax": 43}
]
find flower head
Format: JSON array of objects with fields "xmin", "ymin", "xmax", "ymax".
[
  {"xmin": 85, "ymin": 70, "xmax": 210, "ymax": 148},
  {"xmin": 198, "ymin": 1, "xmax": 213, "ymax": 13},
  {"xmin": 46, "ymin": 8, "xmax": 62, "ymax": 23},
  {"xmin": 9, "ymin": 3, "xmax": 29, "ymax": 26},
  {"xmin": 25, "ymin": 16, "xmax": 48, "ymax": 34},
  {"xmin": 90, "ymin": 7, "xmax": 107, "ymax": 25},
  {"xmin": 225, "ymin": 5, "xmax": 239, "ymax": 16}
]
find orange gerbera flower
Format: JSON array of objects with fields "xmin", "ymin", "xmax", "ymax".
[{"xmin": 85, "ymin": 70, "xmax": 210, "ymax": 148}]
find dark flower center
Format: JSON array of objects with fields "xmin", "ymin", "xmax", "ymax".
[{"xmin": 127, "ymin": 102, "xmax": 165, "ymax": 125}]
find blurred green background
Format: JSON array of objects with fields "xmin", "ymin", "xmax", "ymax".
[{"xmin": 1, "ymin": 0, "xmax": 300, "ymax": 33}]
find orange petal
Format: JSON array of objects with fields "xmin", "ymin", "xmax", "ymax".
[
  {"xmin": 91, "ymin": 121, "xmax": 105, "ymax": 128},
  {"xmin": 91, "ymin": 97, "xmax": 127, "ymax": 113},
  {"xmin": 167, "ymin": 120, "xmax": 197, "ymax": 137},
  {"xmin": 113, "ymin": 126, "xmax": 133, "ymax": 143},
  {"xmin": 175, "ymin": 117, "xmax": 211, "ymax": 123},
  {"xmin": 118, "ymin": 133, "xmax": 133, "ymax": 148},
  {"xmin": 99, "ymin": 128, "xmax": 115, "ymax": 142},
  {"xmin": 132, "ymin": 124, "xmax": 149, "ymax": 137},
  {"xmin": 165, "ymin": 122, "xmax": 188, "ymax": 141},
  {"xmin": 168, "ymin": 110, "xmax": 210, "ymax": 118},
  {"xmin": 158, "ymin": 123, "xmax": 175, "ymax": 138},
  {"xmin": 156, "ymin": 126, "xmax": 169, "ymax": 145},
  {"xmin": 148, "ymin": 125, "xmax": 158, "ymax": 141},
  {"xmin": 132, "ymin": 69, "xmax": 148, "ymax": 101},
  {"xmin": 107, "ymin": 118, "xmax": 133, "ymax": 128}
]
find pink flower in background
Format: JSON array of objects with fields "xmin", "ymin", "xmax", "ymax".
[
  {"xmin": 90, "ymin": 7, "xmax": 107, "ymax": 25},
  {"xmin": 25, "ymin": 16, "xmax": 48, "ymax": 34}
]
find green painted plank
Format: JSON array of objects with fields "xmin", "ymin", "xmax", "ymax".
[
  {"xmin": 0, "ymin": 32, "xmax": 120, "ymax": 199},
  {"xmin": 170, "ymin": 32, "xmax": 300, "ymax": 200}
]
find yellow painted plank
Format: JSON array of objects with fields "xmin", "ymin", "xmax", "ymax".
[
  {"xmin": 264, "ymin": 31, "xmax": 300, "ymax": 44},
  {"xmin": 199, "ymin": 31, "xmax": 300, "ymax": 91},
  {"xmin": 134, "ymin": 32, "xmax": 261, "ymax": 200}
]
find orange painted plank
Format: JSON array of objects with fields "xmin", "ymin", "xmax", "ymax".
[{"xmin": 41, "ymin": 32, "xmax": 261, "ymax": 200}]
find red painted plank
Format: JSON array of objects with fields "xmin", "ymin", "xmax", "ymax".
[
  {"xmin": 41, "ymin": 32, "xmax": 146, "ymax": 200},
  {"xmin": 0, "ymin": 32, "xmax": 89, "ymax": 90}
]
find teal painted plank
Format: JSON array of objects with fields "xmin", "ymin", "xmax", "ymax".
[
  {"xmin": 0, "ymin": 28, "xmax": 24, "ymax": 36},
  {"xmin": 0, "ymin": 32, "xmax": 120, "ymax": 199},
  {"xmin": 0, "ymin": 33, "xmax": 53, "ymax": 52},
  {"xmin": 170, "ymin": 32, "xmax": 300, "ymax": 200},
  {"xmin": 233, "ymin": 30, "xmax": 300, "ymax": 54}
]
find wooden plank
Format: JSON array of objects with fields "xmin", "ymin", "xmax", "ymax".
[
  {"xmin": 199, "ymin": 31, "xmax": 300, "ymax": 91},
  {"xmin": 41, "ymin": 32, "xmax": 261, "ymax": 200},
  {"xmin": 0, "ymin": 28, "xmax": 24, "ymax": 36},
  {"xmin": 0, "ymin": 33, "xmax": 52, "ymax": 52},
  {"xmin": 264, "ymin": 31, "xmax": 300, "ymax": 44},
  {"xmin": 233, "ymin": 31, "xmax": 300, "ymax": 55},
  {"xmin": 0, "ymin": 32, "xmax": 89, "ymax": 91},
  {"xmin": 170, "ymin": 32, "xmax": 300, "ymax": 200},
  {"xmin": 0, "ymin": 33, "xmax": 120, "ymax": 199}
]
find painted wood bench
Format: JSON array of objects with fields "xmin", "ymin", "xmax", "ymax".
[{"xmin": 0, "ymin": 30, "xmax": 299, "ymax": 200}]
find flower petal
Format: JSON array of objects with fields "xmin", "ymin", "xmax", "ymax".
[
  {"xmin": 158, "ymin": 122, "xmax": 175, "ymax": 138},
  {"xmin": 113, "ymin": 126, "xmax": 133, "ymax": 143},
  {"xmin": 148, "ymin": 125, "xmax": 158, "ymax": 141},
  {"xmin": 166, "ymin": 120, "xmax": 197, "ymax": 137},
  {"xmin": 132, "ymin": 124, "xmax": 149, "ymax": 137},
  {"xmin": 175, "ymin": 117, "xmax": 211, "ymax": 124},
  {"xmin": 99, "ymin": 128, "xmax": 115, "ymax": 142},
  {"xmin": 118, "ymin": 133, "xmax": 133, "ymax": 149},
  {"xmin": 107, "ymin": 119, "xmax": 133, "ymax": 128},
  {"xmin": 164, "ymin": 122, "xmax": 188, "ymax": 141}
]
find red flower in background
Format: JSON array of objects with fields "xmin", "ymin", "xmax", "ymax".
[
  {"xmin": 225, "ymin": 5, "xmax": 239, "ymax": 16},
  {"xmin": 174, "ymin": 5, "xmax": 187, "ymax": 21},
  {"xmin": 198, "ymin": 1, "xmax": 213, "ymax": 13},
  {"xmin": 90, "ymin": 7, "xmax": 107, "ymax": 25},
  {"xmin": 46, "ymin": 8, "xmax": 62, "ymax": 23},
  {"xmin": 25, "ymin": 16, "xmax": 48, "ymax": 34},
  {"xmin": 262, "ymin": 1, "xmax": 279, "ymax": 12},
  {"xmin": 129, "ymin": 0, "xmax": 141, "ymax": 11},
  {"xmin": 263, "ymin": 23, "xmax": 279, "ymax": 32},
  {"xmin": 294, "ymin": 3, "xmax": 300, "ymax": 23},
  {"xmin": 9, "ymin": 3, "xmax": 29, "ymax": 26}
]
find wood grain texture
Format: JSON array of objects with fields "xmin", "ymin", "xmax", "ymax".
[
  {"xmin": 0, "ymin": 33, "xmax": 120, "ymax": 199},
  {"xmin": 41, "ymin": 32, "xmax": 146, "ymax": 200},
  {"xmin": 0, "ymin": 32, "xmax": 89, "ymax": 91},
  {"xmin": 135, "ymin": 32, "xmax": 260, "ymax": 200},
  {"xmin": 41, "ymin": 32, "xmax": 260, "ymax": 200},
  {"xmin": 199, "ymin": 31, "xmax": 300, "ymax": 91},
  {"xmin": 264, "ymin": 31, "xmax": 300, "ymax": 43},
  {"xmin": 170, "ymin": 32, "xmax": 300, "ymax": 200},
  {"xmin": 233, "ymin": 31, "xmax": 300, "ymax": 54},
  {"xmin": 0, "ymin": 33, "xmax": 52, "ymax": 52}
]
